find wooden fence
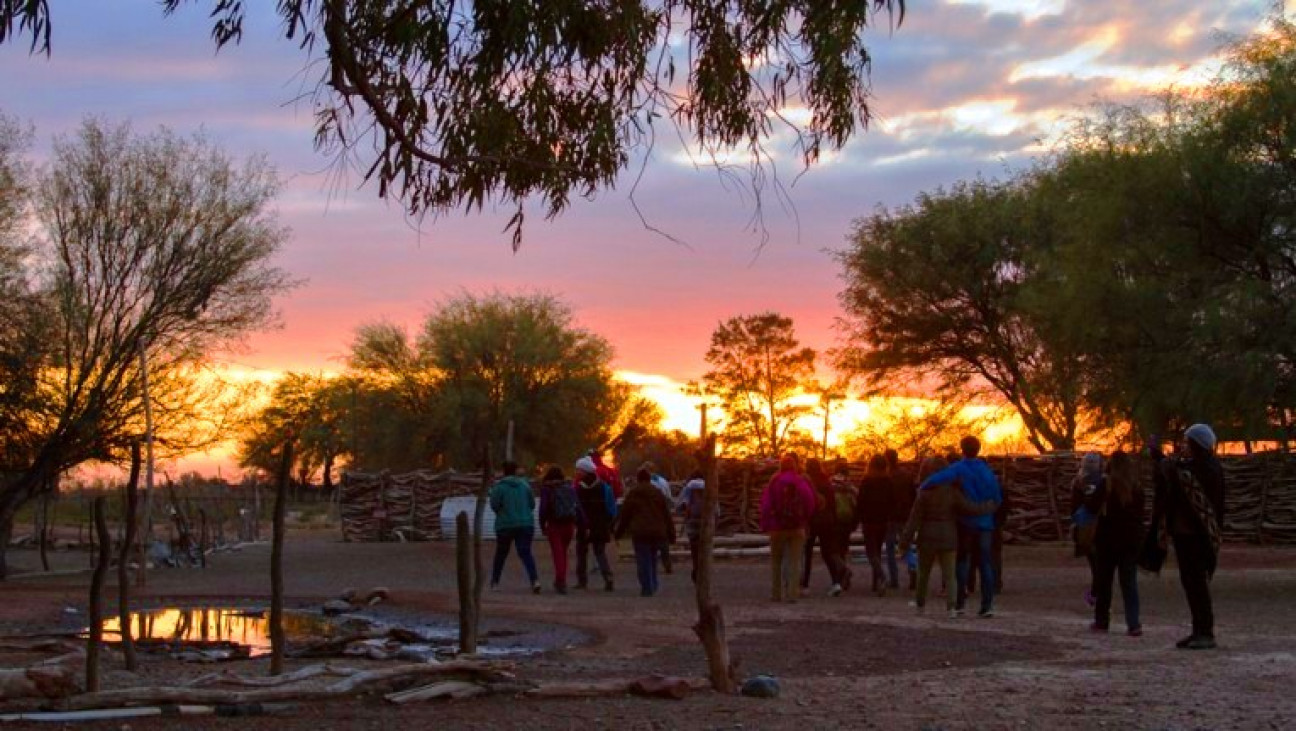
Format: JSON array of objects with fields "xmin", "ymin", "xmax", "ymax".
[
  {"xmin": 339, "ymin": 470, "xmax": 484, "ymax": 542},
  {"xmin": 340, "ymin": 453, "xmax": 1296, "ymax": 544}
]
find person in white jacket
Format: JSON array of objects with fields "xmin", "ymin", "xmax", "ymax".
[{"xmin": 675, "ymin": 471, "xmax": 711, "ymax": 583}]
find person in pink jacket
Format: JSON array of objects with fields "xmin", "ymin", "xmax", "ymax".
[{"xmin": 759, "ymin": 454, "xmax": 817, "ymax": 602}]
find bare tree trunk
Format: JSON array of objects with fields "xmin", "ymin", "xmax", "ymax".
[
  {"xmin": 198, "ymin": 508, "xmax": 208, "ymax": 569},
  {"xmin": 117, "ymin": 442, "xmax": 141, "ymax": 672},
  {"xmin": 471, "ymin": 447, "xmax": 490, "ymax": 646},
  {"xmin": 270, "ymin": 439, "xmax": 294, "ymax": 676},
  {"xmin": 693, "ymin": 435, "xmax": 735, "ymax": 693},
  {"xmin": 456, "ymin": 512, "xmax": 474, "ymax": 654},
  {"xmin": 87, "ymin": 497, "xmax": 111, "ymax": 693}
]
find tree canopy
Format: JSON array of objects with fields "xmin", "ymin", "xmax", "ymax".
[
  {"xmin": 334, "ymin": 292, "xmax": 645, "ymax": 469},
  {"xmin": 1, "ymin": 0, "xmax": 903, "ymax": 246},
  {"xmin": 0, "ymin": 119, "xmax": 293, "ymax": 577},
  {"xmin": 837, "ymin": 13, "xmax": 1296, "ymax": 450},
  {"xmin": 702, "ymin": 311, "xmax": 816, "ymax": 457}
]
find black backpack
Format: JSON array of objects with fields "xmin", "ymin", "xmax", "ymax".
[
  {"xmin": 777, "ymin": 479, "xmax": 805, "ymax": 526},
  {"xmin": 550, "ymin": 483, "xmax": 580, "ymax": 522}
]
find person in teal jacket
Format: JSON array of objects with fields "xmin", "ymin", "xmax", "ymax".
[{"xmin": 489, "ymin": 461, "xmax": 540, "ymax": 593}]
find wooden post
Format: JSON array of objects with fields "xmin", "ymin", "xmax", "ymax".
[
  {"xmin": 505, "ymin": 420, "xmax": 515, "ymax": 462},
  {"xmin": 198, "ymin": 508, "xmax": 208, "ymax": 569},
  {"xmin": 270, "ymin": 438, "xmax": 294, "ymax": 676},
  {"xmin": 117, "ymin": 442, "xmax": 141, "ymax": 672},
  {"xmin": 1046, "ymin": 459, "xmax": 1064, "ymax": 541},
  {"xmin": 37, "ymin": 489, "xmax": 50, "ymax": 572},
  {"xmin": 693, "ymin": 435, "xmax": 736, "ymax": 693},
  {"xmin": 87, "ymin": 497, "xmax": 111, "ymax": 693},
  {"xmin": 456, "ymin": 512, "xmax": 474, "ymax": 654},
  {"xmin": 471, "ymin": 448, "xmax": 490, "ymax": 646}
]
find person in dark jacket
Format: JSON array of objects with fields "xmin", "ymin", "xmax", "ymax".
[
  {"xmin": 1151, "ymin": 423, "xmax": 1226, "ymax": 650},
  {"xmin": 615, "ymin": 469, "xmax": 677, "ymax": 596},
  {"xmin": 856, "ymin": 454, "xmax": 896, "ymax": 596},
  {"xmin": 830, "ymin": 460, "xmax": 857, "ymax": 591},
  {"xmin": 885, "ymin": 448, "xmax": 916, "ymax": 590},
  {"xmin": 900, "ymin": 457, "xmax": 997, "ymax": 615},
  {"xmin": 539, "ymin": 466, "xmax": 583, "ymax": 595},
  {"xmin": 488, "ymin": 461, "xmax": 540, "ymax": 593},
  {"xmin": 1090, "ymin": 450, "xmax": 1145, "ymax": 636},
  {"xmin": 801, "ymin": 458, "xmax": 848, "ymax": 597},
  {"xmin": 573, "ymin": 456, "xmax": 618, "ymax": 592}
]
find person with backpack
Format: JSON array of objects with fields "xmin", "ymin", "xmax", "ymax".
[
  {"xmin": 900, "ymin": 457, "xmax": 997, "ymax": 616},
  {"xmin": 1091, "ymin": 450, "xmax": 1145, "ymax": 636},
  {"xmin": 919, "ymin": 436, "xmax": 1004, "ymax": 617},
  {"xmin": 856, "ymin": 454, "xmax": 896, "ymax": 597},
  {"xmin": 539, "ymin": 465, "xmax": 582, "ymax": 594},
  {"xmin": 1150, "ymin": 424, "xmax": 1225, "ymax": 650},
  {"xmin": 801, "ymin": 458, "xmax": 848, "ymax": 597},
  {"xmin": 1070, "ymin": 452, "xmax": 1105, "ymax": 608},
  {"xmin": 676, "ymin": 470, "xmax": 712, "ymax": 583},
  {"xmin": 488, "ymin": 461, "xmax": 541, "ymax": 593},
  {"xmin": 758, "ymin": 454, "xmax": 816, "ymax": 602},
  {"xmin": 830, "ymin": 460, "xmax": 858, "ymax": 591},
  {"xmin": 574, "ymin": 456, "xmax": 618, "ymax": 591},
  {"xmin": 615, "ymin": 469, "xmax": 677, "ymax": 597}
]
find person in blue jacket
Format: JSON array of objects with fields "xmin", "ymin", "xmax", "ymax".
[{"xmin": 919, "ymin": 435, "xmax": 1003, "ymax": 617}]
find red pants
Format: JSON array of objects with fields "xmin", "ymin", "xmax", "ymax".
[{"xmin": 545, "ymin": 522, "xmax": 576, "ymax": 588}]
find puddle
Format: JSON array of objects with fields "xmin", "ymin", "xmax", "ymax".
[
  {"xmin": 98, "ymin": 607, "xmax": 343, "ymax": 658},
  {"xmin": 90, "ymin": 605, "xmax": 588, "ymax": 662}
]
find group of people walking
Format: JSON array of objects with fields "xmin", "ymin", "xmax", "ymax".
[
  {"xmin": 490, "ymin": 453, "xmax": 708, "ymax": 598},
  {"xmin": 760, "ymin": 436, "xmax": 1004, "ymax": 617},
  {"xmin": 489, "ymin": 423, "xmax": 1227, "ymax": 650}
]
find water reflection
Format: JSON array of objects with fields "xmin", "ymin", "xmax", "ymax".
[{"xmin": 99, "ymin": 607, "xmax": 336, "ymax": 657}]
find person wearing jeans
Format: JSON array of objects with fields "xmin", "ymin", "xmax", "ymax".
[
  {"xmin": 615, "ymin": 469, "xmax": 675, "ymax": 597},
  {"xmin": 573, "ymin": 456, "xmax": 617, "ymax": 591},
  {"xmin": 1090, "ymin": 450, "xmax": 1144, "ymax": 635},
  {"xmin": 920, "ymin": 436, "xmax": 1003, "ymax": 617},
  {"xmin": 489, "ymin": 461, "xmax": 540, "ymax": 592},
  {"xmin": 956, "ymin": 526, "xmax": 995, "ymax": 615}
]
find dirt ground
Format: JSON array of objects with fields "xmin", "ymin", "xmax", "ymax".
[{"xmin": 3, "ymin": 531, "xmax": 1296, "ymax": 730}]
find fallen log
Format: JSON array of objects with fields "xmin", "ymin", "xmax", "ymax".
[
  {"xmin": 60, "ymin": 661, "xmax": 513, "ymax": 711},
  {"xmin": 0, "ymin": 666, "xmax": 79, "ymax": 701},
  {"xmin": 185, "ymin": 663, "xmax": 359, "ymax": 688},
  {"xmin": 525, "ymin": 676, "xmax": 708, "ymax": 700},
  {"xmin": 385, "ymin": 680, "xmax": 486, "ymax": 703}
]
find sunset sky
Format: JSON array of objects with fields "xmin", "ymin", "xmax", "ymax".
[{"xmin": 0, "ymin": 1, "xmax": 1280, "ymax": 470}]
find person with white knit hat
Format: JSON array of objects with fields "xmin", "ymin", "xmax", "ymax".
[
  {"xmin": 573, "ymin": 456, "xmax": 617, "ymax": 591},
  {"xmin": 1150, "ymin": 423, "xmax": 1226, "ymax": 650}
]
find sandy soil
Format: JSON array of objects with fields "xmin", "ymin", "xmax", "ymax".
[{"xmin": 2, "ymin": 531, "xmax": 1295, "ymax": 730}]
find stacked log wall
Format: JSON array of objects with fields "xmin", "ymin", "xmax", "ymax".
[
  {"xmin": 339, "ymin": 470, "xmax": 484, "ymax": 542},
  {"xmin": 340, "ymin": 453, "xmax": 1296, "ymax": 544},
  {"xmin": 708, "ymin": 453, "xmax": 1296, "ymax": 544}
]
